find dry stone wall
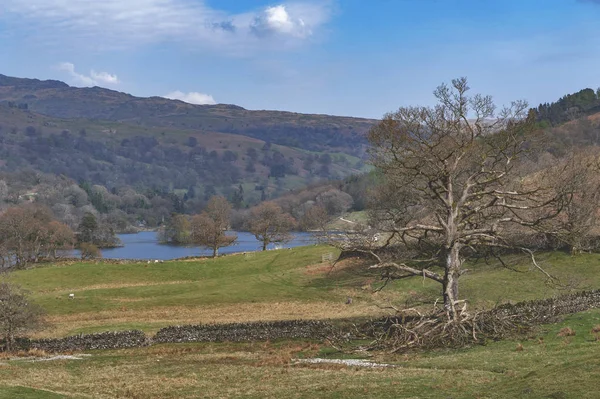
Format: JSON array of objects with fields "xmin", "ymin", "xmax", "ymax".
[
  {"xmin": 11, "ymin": 330, "xmax": 149, "ymax": 352},
  {"xmin": 153, "ymin": 320, "xmax": 334, "ymax": 343}
]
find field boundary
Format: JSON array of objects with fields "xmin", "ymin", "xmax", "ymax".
[{"xmin": 5, "ymin": 289, "xmax": 600, "ymax": 353}]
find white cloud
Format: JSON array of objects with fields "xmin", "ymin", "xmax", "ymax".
[
  {"xmin": 58, "ymin": 62, "xmax": 120, "ymax": 86},
  {"xmin": 164, "ymin": 90, "xmax": 217, "ymax": 105},
  {"xmin": 252, "ymin": 5, "xmax": 309, "ymax": 37},
  {"xmin": 2, "ymin": 1, "xmax": 333, "ymax": 52},
  {"xmin": 90, "ymin": 70, "xmax": 120, "ymax": 85}
]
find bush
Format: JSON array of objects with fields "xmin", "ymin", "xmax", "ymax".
[
  {"xmin": 79, "ymin": 243, "xmax": 102, "ymax": 259},
  {"xmin": 0, "ymin": 281, "xmax": 46, "ymax": 352}
]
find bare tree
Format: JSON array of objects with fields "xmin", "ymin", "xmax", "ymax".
[
  {"xmin": 549, "ymin": 148, "xmax": 600, "ymax": 254},
  {"xmin": 0, "ymin": 207, "xmax": 37, "ymax": 267},
  {"xmin": 191, "ymin": 196, "xmax": 236, "ymax": 257},
  {"xmin": 45, "ymin": 221, "xmax": 76, "ymax": 259},
  {"xmin": 246, "ymin": 202, "xmax": 295, "ymax": 251},
  {"xmin": 79, "ymin": 243, "xmax": 102, "ymax": 260},
  {"xmin": 299, "ymin": 205, "xmax": 330, "ymax": 243},
  {"xmin": 354, "ymin": 78, "xmax": 564, "ymax": 321},
  {"xmin": 0, "ymin": 281, "xmax": 46, "ymax": 352}
]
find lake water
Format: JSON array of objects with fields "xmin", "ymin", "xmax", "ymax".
[{"xmin": 68, "ymin": 231, "xmax": 316, "ymax": 260}]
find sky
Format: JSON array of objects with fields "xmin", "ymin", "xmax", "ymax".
[{"xmin": 1, "ymin": 0, "xmax": 600, "ymax": 118}]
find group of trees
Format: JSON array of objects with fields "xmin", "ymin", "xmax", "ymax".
[
  {"xmin": 535, "ymin": 87, "xmax": 600, "ymax": 127},
  {"xmin": 160, "ymin": 196, "xmax": 296, "ymax": 255},
  {"xmin": 0, "ymin": 205, "xmax": 74, "ymax": 268},
  {"xmin": 0, "ymin": 106, "xmax": 365, "ymax": 221}
]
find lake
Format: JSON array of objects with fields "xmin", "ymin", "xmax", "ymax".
[{"xmin": 68, "ymin": 231, "xmax": 317, "ymax": 260}]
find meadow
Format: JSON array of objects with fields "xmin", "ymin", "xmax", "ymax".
[{"xmin": 1, "ymin": 246, "xmax": 600, "ymax": 398}]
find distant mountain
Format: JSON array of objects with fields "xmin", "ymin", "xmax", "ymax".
[{"xmin": 0, "ymin": 74, "xmax": 376, "ymax": 154}]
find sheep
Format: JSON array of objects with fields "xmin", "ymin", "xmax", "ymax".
[{"xmin": 69, "ymin": 293, "xmax": 75, "ymax": 300}]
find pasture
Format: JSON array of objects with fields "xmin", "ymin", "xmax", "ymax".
[{"xmin": 1, "ymin": 246, "xmax": 600, "ymax": 398}]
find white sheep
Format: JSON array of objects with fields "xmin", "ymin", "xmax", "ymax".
[{"xmin": 69, "ymin": 293, "xmax": 75, "ymax": 300}]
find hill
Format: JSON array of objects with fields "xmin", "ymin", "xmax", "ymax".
[
  {"xmin": 0, "ymin": 73, "xmax": 376, "ymax": 215},
  {"xmin": 0, "ymin": 101, "xmax": 369, "ymax": 206},
  {"xmin": 0, "ymin": 74, "xmax": 376, "ymax": 154}
]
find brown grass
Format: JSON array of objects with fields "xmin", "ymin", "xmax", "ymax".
[
  {"xmin": 34, "ymin": 301, "xmax": 385, "ymax": 338},
  {"xmin": 0, "ymin": 342, "xmax": 416, "ymax": 399},
  {"xmin": 557, "ymin": 327, "xmax": 576, "ymax": 337},
  {"xmin": 515, "ymin": 343, "xmax": 524, "ymax": 352},
  {"xmin": 303, "ymin": 258, "xmax": 356, "ymax": 276},
  {"xmin": 0, "ymin": 348, "xmax": 49, "ymax": 360}
]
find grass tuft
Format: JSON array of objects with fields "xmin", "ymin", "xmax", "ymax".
[{"xmin": 557, "ymin": 327, "xmax": 576, "ymax": 337}]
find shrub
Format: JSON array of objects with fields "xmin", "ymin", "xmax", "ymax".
[{"xmin": 80, "ymin": 243, "xmax": 102, "ymax": 260}]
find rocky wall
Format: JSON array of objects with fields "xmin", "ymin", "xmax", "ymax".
[{"xmin": 153, "ymin": 320, "xmax": 334, "ymax": 344}]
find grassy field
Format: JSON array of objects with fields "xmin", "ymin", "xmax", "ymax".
[
  {"xmin": 6, "ymin": 246, "xmax": 600, "ymax": 338},
  {"xmin": 0, "ymin": 309, "xmax": 599, "ymax": 398},
  {"xmin": 2, "ymin": 246, "xmax": 600, "ymax": 397}
]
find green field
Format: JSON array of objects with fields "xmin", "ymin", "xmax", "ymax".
[{"xmin": 1, "ymin": 246, "xmax": 600, "ymax": 398}]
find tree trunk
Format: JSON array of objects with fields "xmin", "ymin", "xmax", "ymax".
[
  {"xmin": 6, "ymin": 327, "xmax": 12, "ymax": 352},
  {"xmin": 262, "ymin": 242, "xmax": 267, "ymax": 251},
  {"xmin": 443, "ymin": 245, "xmax": 461, "ymax": 320},
  {"xmin": 213, "ymin": 247, "xmax": 218, "ymax": 257}
]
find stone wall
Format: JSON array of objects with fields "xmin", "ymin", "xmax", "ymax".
[
  {"xmin": 5, "ymin": 290, "xmax": 600, "ymax": 353},
  {"xmin": 490, "ymin": 289, "xmax": 600, "ymax": 323},
  {"xmin": 12, "ymin": 330, "xmax": 149, "ymax": 352},
  {"xmin": 358, "ymin": 289, "xmax": 600, "ymax": 338},
  {"xmin": 153, "ymin": 320, "xmax": 334, "ymax": 344},
  {"xmin": 7, "ymin": 321, "xmax": 334, "ymax": 353}
]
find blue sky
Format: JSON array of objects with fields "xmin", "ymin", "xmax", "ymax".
[{"xmin": 1, "ymin": 0, "xmax": 600, "ymax": 118}]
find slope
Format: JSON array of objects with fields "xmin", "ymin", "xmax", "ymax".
[{"xmin": 0, "ymin": 74, "xmax": 376, "ymax": 154}]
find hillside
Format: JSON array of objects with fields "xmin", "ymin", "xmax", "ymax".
[
  {"xmin": 0, "ymin": 102, "xmax": 369, "ymax": 205},
  {"xmin": 0, "ymin": 74, "xmax": 376, "ymax": 154}
]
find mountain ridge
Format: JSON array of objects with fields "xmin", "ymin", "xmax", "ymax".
[{"xmin": 0, "ymin": 73, "xmax": 376, "ymax": 154}]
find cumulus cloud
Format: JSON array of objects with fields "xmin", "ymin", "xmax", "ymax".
[
  {"xmin": 58, "ymin": 62, "xmax": 120, "ymax": 86},
  {"xmin": 1, "ymin": 0, "xmax": 333, "ymax": 52},
  {"xmin": 163, "ymin": 90, "xmax": 217, "ymax": 105},
  {"xmin": 252, "ymin": 5, "xmax": 309, "ymax": 38}
]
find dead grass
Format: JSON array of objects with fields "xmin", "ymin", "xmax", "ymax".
[
  {"xmin": 0, "ymin": 342, "xmax": 435, "ymax": 399},
  {"xmin": 557, "ymin": 327, "xmax": 576, "ymax": 337},
  {"xmin": 0, "ymin": 348, "xmax": 48, "ymax": 360},
  {"xmin": 303, "ymin": 258, "xmax": 356, "ymax": 276},
  {"xmin": 34, "ymin": 301, "xmax": 385, "ymax": 338}
]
